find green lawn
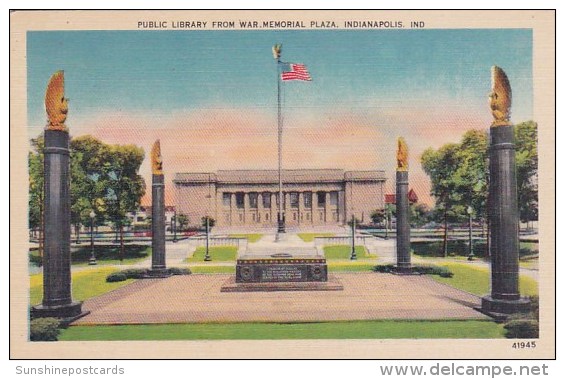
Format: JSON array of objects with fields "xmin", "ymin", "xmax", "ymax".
[
  {"xmin": 227, "ymin": 234, "xmax": 263, "ymax": 243},
  {"xmin": 323, "ymin": 245, "xmax": 370, "ymax": 260},
  {"xmin": 189, "ymin": 266, "xmax": 236, "ymax": 274},
  {"xmin": 297, "ymin": 233, "xmax": 335, "ymax": 242},
  {"xmin": 328, "ymin": 262, "xmax": 376, "ymax": 272},
  {"xmin": 30, "ymin": 267, "xmax": 135, "ymax": 305},
  {"xmin": 30, "ymin": 245, "xmax": 151, "ymax": 266},
  {"xmin": 431, "ymin": 262, "xmax": 538, "ymax": 297},
  {"xmin": 59, "ymin": 320, "xmax": 504, "ymax": 341},
  {"xmin": 186, "ymin": 246, "xmax": 238, "ymax": 262}
]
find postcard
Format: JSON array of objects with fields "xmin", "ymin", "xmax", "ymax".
[{"xmin": 10, "ymin": 10, "xmax": 555, "ymax": 359}]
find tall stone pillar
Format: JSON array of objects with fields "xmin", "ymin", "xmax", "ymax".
[
  {"xmin": 148, "ymin": 140, "xmax": 169, "ymax": 277},
  {"xmin": 481, "ymin": 66, "xmax": 530, "ymax": 315},
  {"xmin": 396, "ymin": 137, "xmax": 411, "ymax": 272},
  {"xmin": 31, "ymin": 71, "xmax": 86, "ymax": 321}
]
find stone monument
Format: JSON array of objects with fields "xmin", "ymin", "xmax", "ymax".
[
  {"xmin": 146, "ymin": 140, "xmax": 170, "ymax": 277},
  {"xmin": 221, "ymin": 239, "xmax": 342, "ymax": 292},
  {"xmin": 481, "ymin": 66, "xmax": 530, "ymax": 316},
  {"xmin": 31, "ymin": 71, "xmax": 88, "ymax": 322},
  {"xmin": 395, "ymin": 137, "xmax": 411, "ymax": 272}
]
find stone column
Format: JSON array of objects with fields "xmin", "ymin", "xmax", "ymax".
[
  {"xmin": 481, "ymin": 125, "xmax": 530, "ymax": 314},
  {"xmin": 480, "ymin": 66, "xmax": 529, "ymax": 315},
  {"xmin": 230, "ymin": 193, "xmax": 235, "ymax": 226},
  {"xmin": 271, "ymin": 192, "xmax": 277, "ymax": 226},
  {"xmin": 396, "ymin": 170, "xmax": 411, "ymax": 271},
  {"xmin": 257, "ymin": 192, "xmax": 263, "ymax": 224},
  {"xmin": 312, "ymin": 191, "xmax": 318, "ymax": 225},
  {"xmin": 244, "ymin": 192, "xmax": 250, "ymax": 225},
  {"xmin": 31, "ymin": 129, "xmax": 85, "ymax": 320},
  {"xmin": 149, "ymin": 173, "xmax": 169, "ymax": 276},
  {"xmin": 324, "ymin": 192, "xmax": 330, "ymax": 224},
  {"xmin": 297, "ymin": 192, "xmax": 302, "ymax": 225},
  {"xmin": 338, "ymin": 190, "xmax": 345, "ymax": 224},
  {"xmin": 284, "ymin": 192, "xmax": 290, "ymax": 224}
]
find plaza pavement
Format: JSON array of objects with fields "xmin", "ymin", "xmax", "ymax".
[{"xmin": 73, "ymin": 272, "xmax": 488, "ymax": 325}]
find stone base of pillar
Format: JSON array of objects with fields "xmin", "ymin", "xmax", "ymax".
[
  {"xmin": 142, "ymin": 268, "xmax": 173, "ymax": 278},
  {"xmin": 30, "ymin": 302, "xmax": 89, "ymax": 325},
  {"xmin": 479, "ymin": 295, "xmax": 531, "ymax": 320},
  {"xmin": 391, "ymin": 264, "xmax": 418, "ymax": 275}
]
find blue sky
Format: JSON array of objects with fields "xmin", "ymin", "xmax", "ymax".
[{"xmin": 27, "ymin": 29, "xmax": 532, "ymax": 126}]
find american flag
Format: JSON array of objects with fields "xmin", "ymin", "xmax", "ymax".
[{"xmin": 280, "ymin": 63, "xmax": 312, "ymax": 81}]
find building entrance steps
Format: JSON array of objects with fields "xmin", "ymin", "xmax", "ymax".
[{"xmin": 243, "ymin": 232, "xmax": 319, "ymax": 258}]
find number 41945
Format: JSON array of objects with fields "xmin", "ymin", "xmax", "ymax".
[{"xmin": 512, "ymin": 341, "xmax": 536, "ymax": 349}]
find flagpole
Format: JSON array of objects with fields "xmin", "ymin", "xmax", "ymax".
[{"xmin": 274, "ymin": 44, "xmax": 285, "ymax": 239}]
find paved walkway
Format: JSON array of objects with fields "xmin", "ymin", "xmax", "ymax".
[
  {"xmin": 73, "ymin": 272, "xmax": 488, "ymax": 325},
  {"xmin": 245, "ymin": 233, "xmax": 319, "ymax": 257}
]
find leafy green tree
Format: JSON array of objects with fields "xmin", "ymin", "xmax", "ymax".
[
  {"xmin": 410, "ymin": 203, "xmax": 433, "ymax": 228},
  {"xmin": 421, "ymin": 122, "xmax": 538, "ymax": 256},
  {"xmin": 28, "ymin": 134, "xmax": 146, "ymax": 257},
  {"xmin": 28, "ymin": 137, "xmax": 44, "ymax": 260},
  {"xmin": 103, "ymin": 144, "xmax": 146, "ymax": 260},
  {"xmin": 28, "ymin": 137, "xmax": 44, "ymax": 233},
  {"xmin": 514, "ymin": 121, "xmax": 538, "ymax": 225},
  {"xmin": 421, "ymin": 143, "xmax": 462, "ymax": 256},
  {"xmin": 370, "ymin": 209, "xmax": 385, "ymax": 225},
  {"xmin": 177, "ymin": 213, "xmax": 189, "ymax": 231},
  {"xmin": 201, "ymin": 216, "xmax": 216, "ymax": 229}
]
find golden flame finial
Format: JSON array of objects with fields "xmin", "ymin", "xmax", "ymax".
[
  {"xmin": 272, "ymin": 43, "xmax": 282, "ymax": 59},
  {"xmin": 151, "ymin": 140, "xmax": 163, "ymax": 175},
  {"xmin": 489, "ymin": 66, "xmax": 512, "ymax": 126},
  {"xmin": 45, "ymin": 70, "xmax": 69, "ymax": 131},
  {"xmin": 397, "ymin": 137, "xmax": 408, "ymax": 171}
]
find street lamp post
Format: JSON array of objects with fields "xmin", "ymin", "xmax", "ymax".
[
  {"xmin": 172, "ymin": 211, "xmax": 177, "ymax": 243},
  {"xmin": 89, "ymin": 210, "xmax": 97, "ymax": 265},
  {"xmin": 204, "ymin": 216, "xmax": 211, "ymax": 261},
  {"xmin": 467, "ymin": 206, "xmax": 474, "ymax": 261},
  {"xmin": 384, "ymin": 208, "xmax": 390, "ymax": 240},
  {"xmin": 350, "ymin": 215, "xmax": 357, "ymax": 260}
]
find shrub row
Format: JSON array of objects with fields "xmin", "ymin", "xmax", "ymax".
[
  {"xmin": 504, "ymin": 296, "xmax": 539, "ymax": 339},
  {"xmin": 106, "ymin": 267, "xmax": 191, "ymax": 282},
  {"xmin": 372, "ymin": 264, "xmax": 454, "ymax": 278},
  {"xmin": 30, "ymin": 317, "xmax": 60, "ymax": 341}
]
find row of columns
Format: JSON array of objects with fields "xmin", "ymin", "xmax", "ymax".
[{"xmin": 225, "ymin": 191, "xmax": 341, "ymax": 225}]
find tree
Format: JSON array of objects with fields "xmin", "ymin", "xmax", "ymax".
[
  {"xmin": 370, "ymin": 209, "xmax": 385, "ymax": 225},
  {"xmin": 70, "ymin": 136, "xmax": 109, "ymax": 236},
  {"xmin": 177, "ymin": 213, "xmax": 189, "ymax": 231},
  {"xmin": 421, "ymin": 123, "xmax": 538, "ymax": 256},
  {"xmin": 103, "ymin": 144, "xmax": 146, "ymax": 261},
  {"xmin": 410, "ymin": 203, "xmax": 432, "ymax": 228},
  {"xmin": 201, "ymin": 216, "xmax": 216, "ymax": 229},
  {"xmin": 28, "ymin": 134, "xmax": 145, "ymax": 255},
  {"xmin": 28, "ymin": 137, "xmax": 44, "ymax": 260},
  {"xmin": 421, "ymin": 143, "xmax": 462, "ymax": 256},
  {"xmin": 515, "ymin": 121, "xmax": 538, "ymax": 226}
]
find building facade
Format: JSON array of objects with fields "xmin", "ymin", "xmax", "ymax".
[{"xmin": 174, "ymin": 169, "xmax": 386, "ymax": 228}]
